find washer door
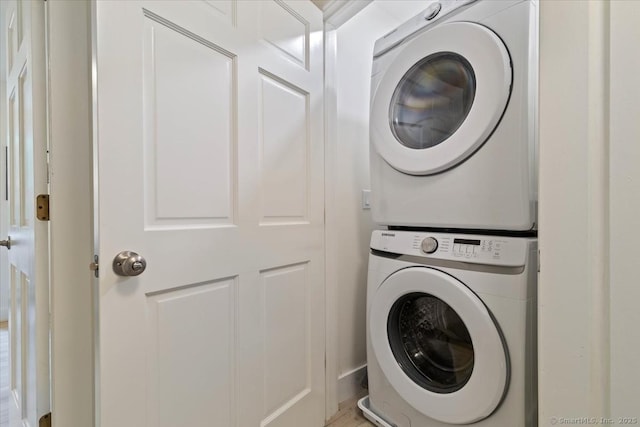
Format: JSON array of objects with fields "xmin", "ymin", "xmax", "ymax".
[
  {"xmin": 369, "ymin": 267, "xmax": 508, "ymax": 424},
  {"xmin": 370, "ymin": 22, "xmax": 511, "ymax": 175}
]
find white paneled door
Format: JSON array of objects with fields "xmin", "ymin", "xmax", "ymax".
[
  {"xmin": 93, "ymin": 1, "xmax": 325, "ymax": 427},
  {"xmin": 1, "ymin": 1, "xmax": 50, "ymax": 427}
]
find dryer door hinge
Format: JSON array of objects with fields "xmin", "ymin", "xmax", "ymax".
[{"xmin": 39, "ymin": 412, "xmax": 52, "ymax": 427}]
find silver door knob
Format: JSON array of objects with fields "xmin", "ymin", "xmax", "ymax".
[
  {"xmin": 113, "ymin": 251, "xmax": 147, "ymax": 276},
  {"xmin": 0, "ymin": 236, "xmax": 10, "ymax": 250}
]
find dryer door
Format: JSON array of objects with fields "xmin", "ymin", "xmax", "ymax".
[
  {"xmin": 369, "ymin": 267, "xmax": 508, "ymax": 424},
  {"xmin": 370, "ymin": 22, "xmax": 511, "ymax": 175}
]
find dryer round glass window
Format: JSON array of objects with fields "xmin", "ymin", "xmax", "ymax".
[
  {"xmin": 390, "ymin": 52, "xmax": 476, "ymax": 150},
  {"xmin": 387, "ymin": 292, "xmax": 474, "ymax": 393}
]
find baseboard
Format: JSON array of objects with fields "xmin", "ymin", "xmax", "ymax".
[{"xmin": 337, "ymin": 364, "xmax": 367, "ymax": 404}]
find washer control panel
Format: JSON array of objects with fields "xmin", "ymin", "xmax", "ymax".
[{"xmin": 371, "ymin": 230, "xmax": 530, "ymax": 267}]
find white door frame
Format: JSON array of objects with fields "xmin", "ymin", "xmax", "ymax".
[
  {"xmin": 45, "ymin": 2, "xmax": 94, "ymax": 427},
  {"xmin": 323, "ymin": 21, "xmax": 340, "ymax": 420},
  {"xmin": 539, "ymin": 0, "xmax": 640, "ymax": 422}
]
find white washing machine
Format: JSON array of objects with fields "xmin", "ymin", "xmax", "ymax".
[
  {"xmin": 365, "ymin": 230, "xmax": 537, "ymax": 426},
  {"xmin": 370, "ymin": 0, "xmax": 538, "ymax": 231}
]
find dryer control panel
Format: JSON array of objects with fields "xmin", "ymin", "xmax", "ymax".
[
  {"xmin": 373, "ymin": 0, "xmax": 477, "ymax": 58},
  {"xmin": 371, "ymin": 230, "xmax": 531, "ymax": 267}
]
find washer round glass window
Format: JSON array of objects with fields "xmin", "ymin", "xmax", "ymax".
[
  {"xmin": 390, "ymin": 52, "xmax": 476, "ymax": 150},
  {"xmin": 387, "ymin": 292, "xmax": 474, "ymax": 393}
]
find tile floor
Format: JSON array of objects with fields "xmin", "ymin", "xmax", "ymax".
[{"xmin": 325, "ymin": 391, "xmax": 374, "ymax": 427}]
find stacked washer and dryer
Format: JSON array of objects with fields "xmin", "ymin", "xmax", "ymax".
[{"xmin": 358, "ymin": 1, "xmax": 538, "ymax": 427}]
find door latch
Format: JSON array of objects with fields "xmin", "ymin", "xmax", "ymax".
[{"xmin": 89, "ymin": 255, "xmax": 99, "ymax": 278}]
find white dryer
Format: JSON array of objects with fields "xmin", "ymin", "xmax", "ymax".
[
  {"xmin": 366, "ymin": 230, "xmax": 537, "ymax": 426},
  {"xmin": 370, "ymin": 0, "xmax": 538, "ymax": 231}
]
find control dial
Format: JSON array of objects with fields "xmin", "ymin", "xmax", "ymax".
[{"xmin": 421, "ymin": 237, "xmax": 438, "ymax": 254}]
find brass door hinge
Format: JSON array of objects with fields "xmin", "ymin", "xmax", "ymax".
[
  {"xmin": 39, "ymin": 412, "xmax": 52, "ymax": 427},
  {"xmin": 36, "ymin": 194, "xmax": 50, "ymax": 221}
]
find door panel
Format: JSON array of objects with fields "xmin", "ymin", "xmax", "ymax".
[
  {"xmin": 9, "ymin": 266, "xmax": 22, "ymax": 407},
  {"xmin": 94, "ymin": 1, "xmax": 324, "ymax": 426},
  {"xmin": 259, "ymin": 71, "xmax": 309, "ymax": 223},
  {"xmin": 142, "ymin": 12, "xmax": 236, "ymax": 228},
  {"xmin": 1, "ymin": 1, "xmax": 50, "ymax": 426},
  {"xmin": 262, "ymin": 263, "xmax": 310, "ymax": 417},
  {"xmin": 147, "ymin": 278, "xmax": 236, "ymax": 427},
  {"xmin": 8, "ymin": 88, "xmax": 19, "ymax": 227},
  {"xmin": 260, "ymin": 0, "xmax": 309, "ymax": 69},
  {"xmin": 202, "ymin": 0, "xmax": 236, "ymax": 28}
]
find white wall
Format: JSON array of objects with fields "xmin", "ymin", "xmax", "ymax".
[
  {"xmin": 324, "ymin": 0, "xmax": 431, "ymax": 414},
  {"xmin": 539, "ymin": 1, "xmax": 640, "ymax": 424}
]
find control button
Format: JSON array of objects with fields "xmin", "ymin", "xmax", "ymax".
[
  {"xmin": 421, "ymin": 237, "xmax": 438, "ymax": 254},
  {"xmin": 424, "ymin": 3, "xmax": 442, "ymax": 21}
]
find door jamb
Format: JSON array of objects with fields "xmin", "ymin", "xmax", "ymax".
[
  {"xmin": 46, "ymin": 2, "xmax": 94, "ymax": 427},
  {"xmin": 321, "ymin": 1, "xmax": 372, "ymax": 420}
]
